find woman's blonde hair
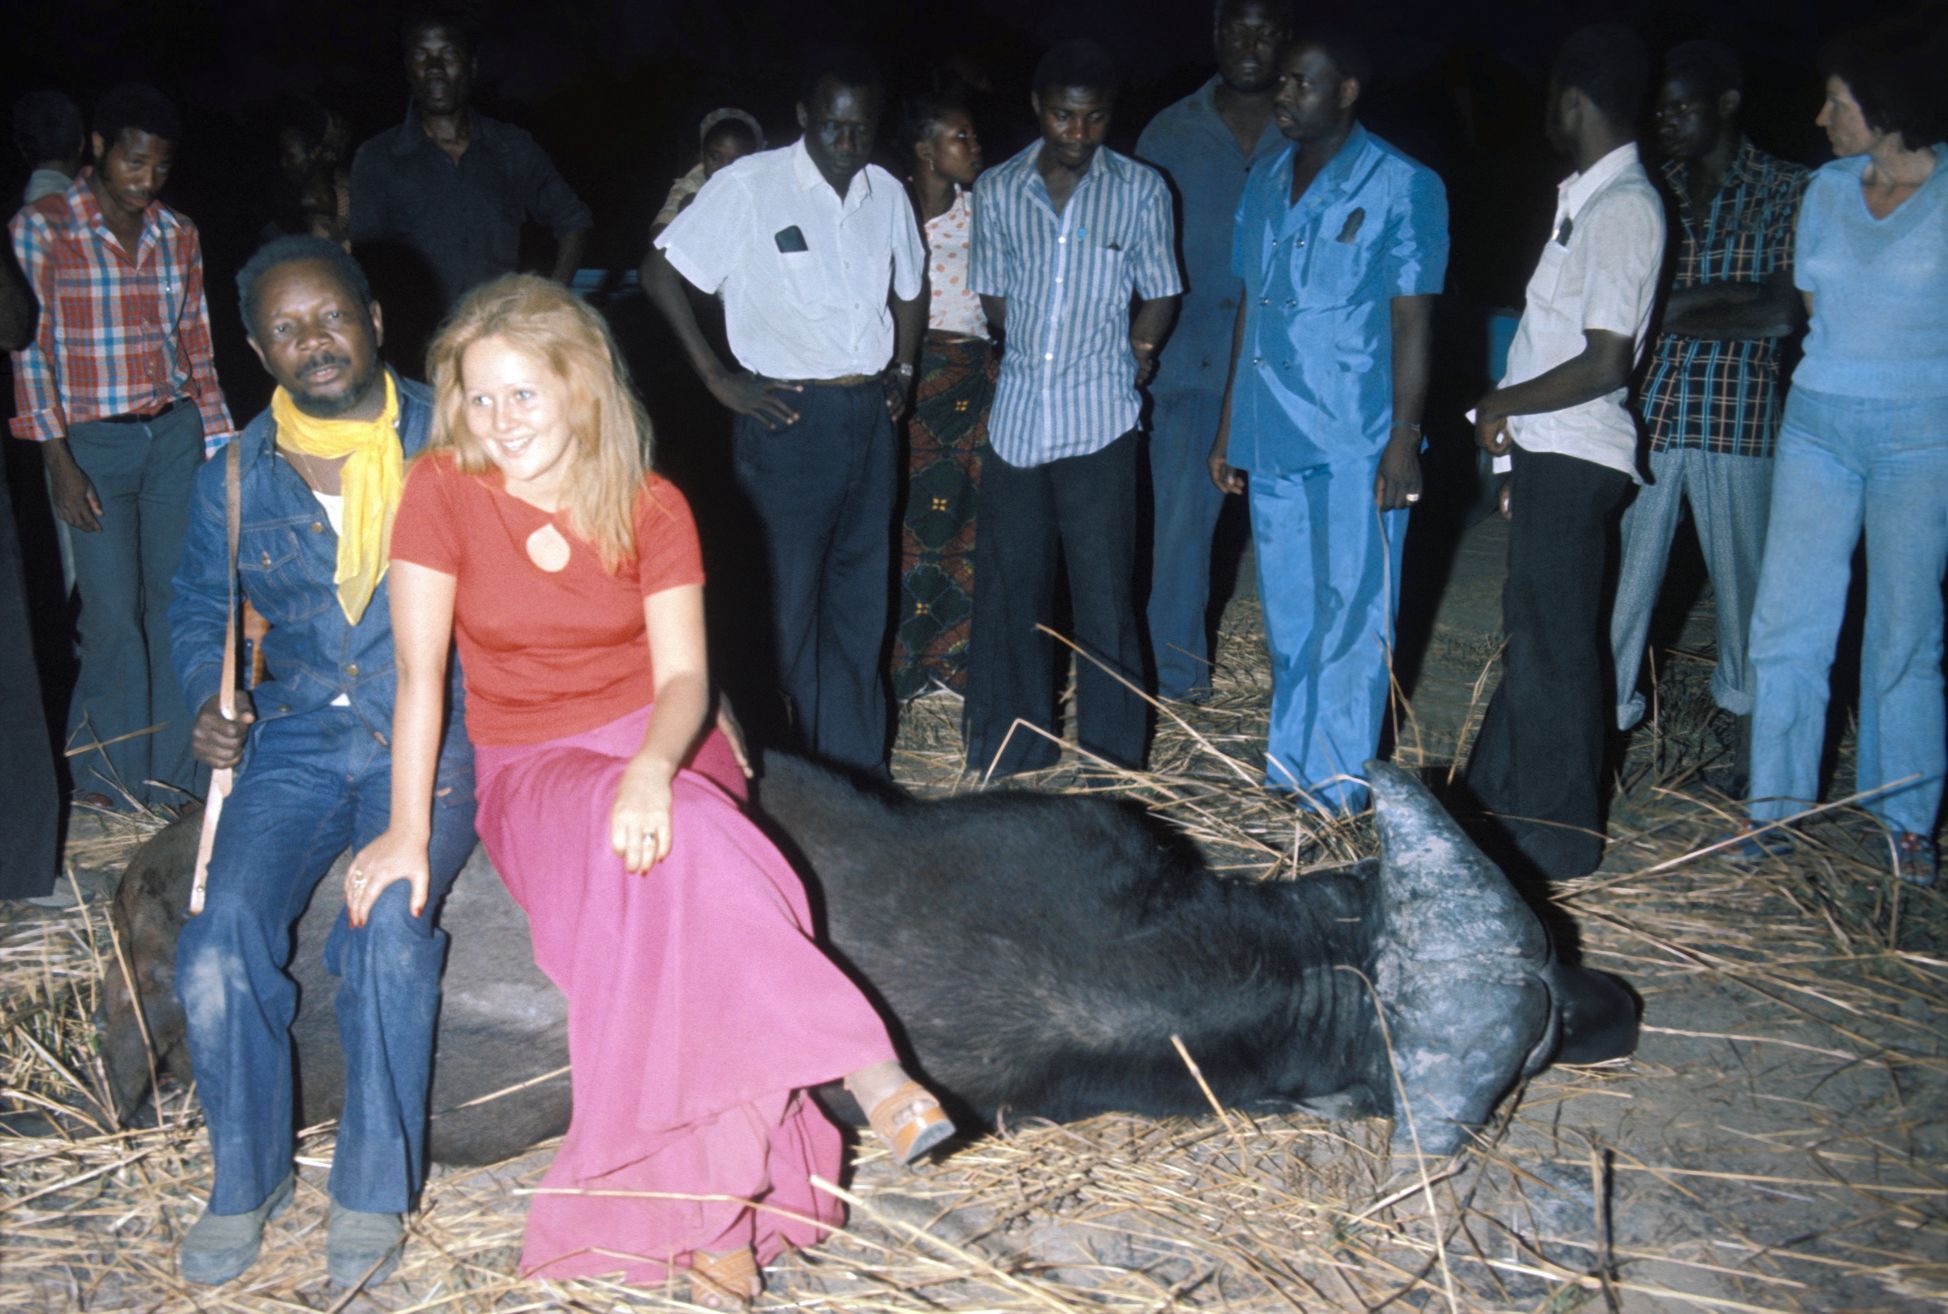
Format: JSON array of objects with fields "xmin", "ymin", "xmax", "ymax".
[{"xmin": 426, "ymin": 273, "xmax": 652, "ymax": 572}]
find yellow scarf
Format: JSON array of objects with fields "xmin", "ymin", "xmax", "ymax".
[{"xmin": 271, "ymin": 371, "xmax": 402, "ymax": 624}]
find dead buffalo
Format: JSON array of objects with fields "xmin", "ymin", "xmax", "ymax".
[{"xmin": 77, "ymin": 756, "xmax": 1634, "ymax": 1163}]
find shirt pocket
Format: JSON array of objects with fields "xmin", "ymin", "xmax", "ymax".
[
  {"xmin": 1522, "ymin": 237, "xmax": 1573, "ymax": 312},
  {"xmin": 1073, "ymin": 234, "xmax": 1130, "ymax": 297},
  {"xmin": 239, "ymin": 525, "xmax": 334, "ymax": 625},
  {"xmin": 1304, "ymin": 241, "xmax": 1366, "ymax": 309},
  {"xmin": 776, "ymin": 248, "xmax": 828, "ymax": 311},
  {"xmin": 1303, "ymin": 204, "xmax": 1384, "ymax": 307}
]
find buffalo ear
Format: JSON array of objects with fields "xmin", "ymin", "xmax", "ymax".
[{"xmin": 1362, "ymin": 760, "xmax": 1546, "ymax": 961}]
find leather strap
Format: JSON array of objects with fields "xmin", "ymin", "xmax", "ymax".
[{"xmin": 188, "ymin": 439, "xmax": 242, "ymax": 915}]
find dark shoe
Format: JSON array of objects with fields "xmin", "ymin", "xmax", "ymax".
[
  {"xmin": 1699, "ymin": 763, "xmax": 1750, "ymax": 798},
  {"xmin": 327, "ymin": 1201, "xmax": 405, "ymax": 1290},
  {"xmin": 178, "ymin": 1172, "xmax": 294, "ymax": 1285},
  {"xmin": 1894, "ymin": 832, "xmax": 1938, "ymax": 888},
  {"xmin": 1724, "ymin": 821, "xmax": 1794, "ymax": 865}
]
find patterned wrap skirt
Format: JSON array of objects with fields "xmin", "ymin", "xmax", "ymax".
[{"xmin": 891, "ymin": 332, "xmax": 997, "ymax": 699}]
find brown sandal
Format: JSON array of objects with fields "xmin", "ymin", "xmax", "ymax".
[
  {"xmin": 689, "ymin": 1246, "xmax": 759, "ymax": 1309},
  {"xmin": 867, "ymin": 1079, "xmax": 956, "ymax": 1164}
]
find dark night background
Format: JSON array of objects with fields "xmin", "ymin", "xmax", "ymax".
[
  {"xmin": 0, "ymin": 0, "xmax": 1917, "ymax": 416},
  {"xmin": 0, "ymin": 0, "xmax": 1931, "ymax": 738}
]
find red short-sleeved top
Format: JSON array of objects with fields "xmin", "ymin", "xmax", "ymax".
[{"xmin": 390, "ymin": 451, "xmax": 705, "ymax": 746}]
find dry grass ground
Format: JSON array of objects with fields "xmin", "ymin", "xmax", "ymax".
[{"xmin": 2, "ymin": 571, "xmax": 1942, "ymax": 1312}]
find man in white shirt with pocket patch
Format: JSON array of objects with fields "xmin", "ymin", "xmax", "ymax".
[
  {"xmin": 649, "ymin": 50, "xmax": 926, "ymax": 774},
  {"xmin": 1466, "ymin": 23, "xmax": 1666, "ymax": 881}
]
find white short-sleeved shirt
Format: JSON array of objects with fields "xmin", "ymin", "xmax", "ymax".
[
  {"xmin": 1501, "ymin": 143, "xmax": 1666, "ymax": 479},
  {"xmin": 656, "ymin": 139, "xmax": 926, "ymax": 380}
]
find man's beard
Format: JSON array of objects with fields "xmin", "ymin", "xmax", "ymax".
[{"xmin": 288, "ymin": 353, "xmax": 382, "ymax": 419}]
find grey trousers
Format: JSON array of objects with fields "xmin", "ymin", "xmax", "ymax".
[{"xmin": 1610, "ymin": 444, "xmax": 1772, "ymax": 730}]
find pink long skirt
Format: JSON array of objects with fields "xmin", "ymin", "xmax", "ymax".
[{"xmin": 472, "ymin": 705, "xmax": 897, "ymax": 1284}]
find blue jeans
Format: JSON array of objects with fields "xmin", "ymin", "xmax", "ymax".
[
  {"xmin": 63, "ymin": 403, "xmax": 203, "ymax": 805},
  {"xmin": 1145, "ymin": 387, "xmax": 1229, "ymax": 698},
  {"xmin": 1249, "ymin": 457, "xmax": 1407, "ymax": 812},
  {"xmin": 175, "ymin": 708, "xmax": 476, "ymax": 1214},
  {"xmin": 1747, "ymin": 387, "xmax": 1948, "ymax": 835}
]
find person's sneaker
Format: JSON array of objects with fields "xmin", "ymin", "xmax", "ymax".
[
  {"xmin": 327, "ymin": 1201, "xmax": 405, "ymax": 1290},
  {"xmin": 1894, "ymin": 832, "xmax": 1938, "ymax": 888},
  {"xmin": 178, "ymin": 1172, "xmax": 294, "ymax": 1285}
]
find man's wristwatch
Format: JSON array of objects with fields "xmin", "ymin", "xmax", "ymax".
[{"xmin": 892, "ymin": 361, "xmax": 916, "ymax": 382}]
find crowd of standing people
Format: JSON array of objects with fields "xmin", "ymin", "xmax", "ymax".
[{"xmin": 0, "ymin": 0, "xmax": 1941, "ymax": 1303}]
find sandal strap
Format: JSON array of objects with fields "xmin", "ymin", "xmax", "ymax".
[
  {"xmin": 867, "ymin": 1079, "xmax": 954, "ymax": 1163},
  {"xmin": 690, "ymin": 1246, "xmax": 759, "ymax": 1308}
]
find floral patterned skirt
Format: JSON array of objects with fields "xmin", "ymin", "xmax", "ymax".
[{"xmin": 892, "ymin": 333, "xmax": 996, "ymax": 699}]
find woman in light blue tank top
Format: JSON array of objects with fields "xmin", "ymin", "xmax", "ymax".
[{"xmin": 1737, "ymin": 19, "xmax": 1948, "ymax": 886}]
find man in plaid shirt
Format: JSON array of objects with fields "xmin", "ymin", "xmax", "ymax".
[
  {"xmin": 8, "ymin": 82, "xmax": 235, "ymax": 811},
  {"xmin": 1610, "ymin": 41, "xmax": 1806, "ymax": 793}
]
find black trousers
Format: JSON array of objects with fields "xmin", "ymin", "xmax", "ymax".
[
  {"xmin": 1466, "ymin": 446, "xmax": 1631, "ymax": 880},
  {"xmin": 964, "ymin": 431, "xmax": 1148, "ymax": 776},
  {"xmin": 730, "ymin": 380, "xmax": 895, "ymax": 772},
  {"xmin": 0, "ymin": 449, "xmax": 59, "ymax": 898}
]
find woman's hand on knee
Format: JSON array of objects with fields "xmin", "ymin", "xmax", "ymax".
[
  {"xmin": 611, "ymin": 755, "xmax": 677, "ymax": 873},
  {"xmin": 346, "ymin": 829, "xmax": 431, "ymax": 927}
]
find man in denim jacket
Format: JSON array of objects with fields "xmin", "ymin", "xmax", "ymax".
[{"xmin": 166, "ymin": 236, "xmax": 474, "ymax": 1290}]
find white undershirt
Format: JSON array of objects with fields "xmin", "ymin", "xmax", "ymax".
[{"xmin": 312, "ymin": 487, "xmax": 346, "ymax": 536}]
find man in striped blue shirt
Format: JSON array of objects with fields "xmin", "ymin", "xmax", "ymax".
[{"xmin": 964, "ymin": 39, "xmax": 1181, "ymax": 778}]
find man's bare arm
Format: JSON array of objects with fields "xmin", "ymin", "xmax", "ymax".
[
  {"xmin": 1477, "ymin": 328, "xmax": 1635, "ymax": 431},
  {"xmin": 883, "ymin": 279, "xmax": 928, "ymax": 422},
  {"xmin": 1130, "ymin": 294, "xmax": 1180, "ymax": 386},
  {"xmin": 1376, "ymin": 294, "xmax": 1435, "ymax": 509},
  {"xmin": 979, "ymin": 293, "xmax": 1007, "ymax": 338},
  {"xmin": 548, "ymin": 227, "xmax": 591, "ymax": 285},
  {"xmin": 1207, "ymin": 297, "xmax": 1249, "ymax": 495},
  {"xmin": 1661, "ymin": 269, "xmax": 1801, "ymax": 340},
  {"xmin": 640, "ymin": 247, "xmax": 801, "ymax": 429}
]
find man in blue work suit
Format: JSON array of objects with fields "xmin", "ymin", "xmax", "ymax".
[
  {"xmin": 1136, "ymin": 0, "xmax": 1289, "ymax": 700},
  {"xmin": 1208, "ymin": 34, "xmax": 1447, "ymax": 812}
]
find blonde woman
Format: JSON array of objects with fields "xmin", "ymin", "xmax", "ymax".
[{"xmin": 349, "ymin": 275, "xmax": 951, "ymax": 1305}]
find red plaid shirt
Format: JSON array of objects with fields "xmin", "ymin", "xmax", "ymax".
[{"xmin": 8, "ymin": 171, "xmax": 235, "ymax": 452}]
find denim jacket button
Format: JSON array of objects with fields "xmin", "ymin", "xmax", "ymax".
[
  {"xmin": 345, "ymin": 663, "xmax": 359, "ymax": 677},
  {"xmin": 260, "ymin": 552, "xmax": 271, "ymax": 565},
  {"xmin": 310, "ymin": 521, "xmax": 324, "ymax": 533}
]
